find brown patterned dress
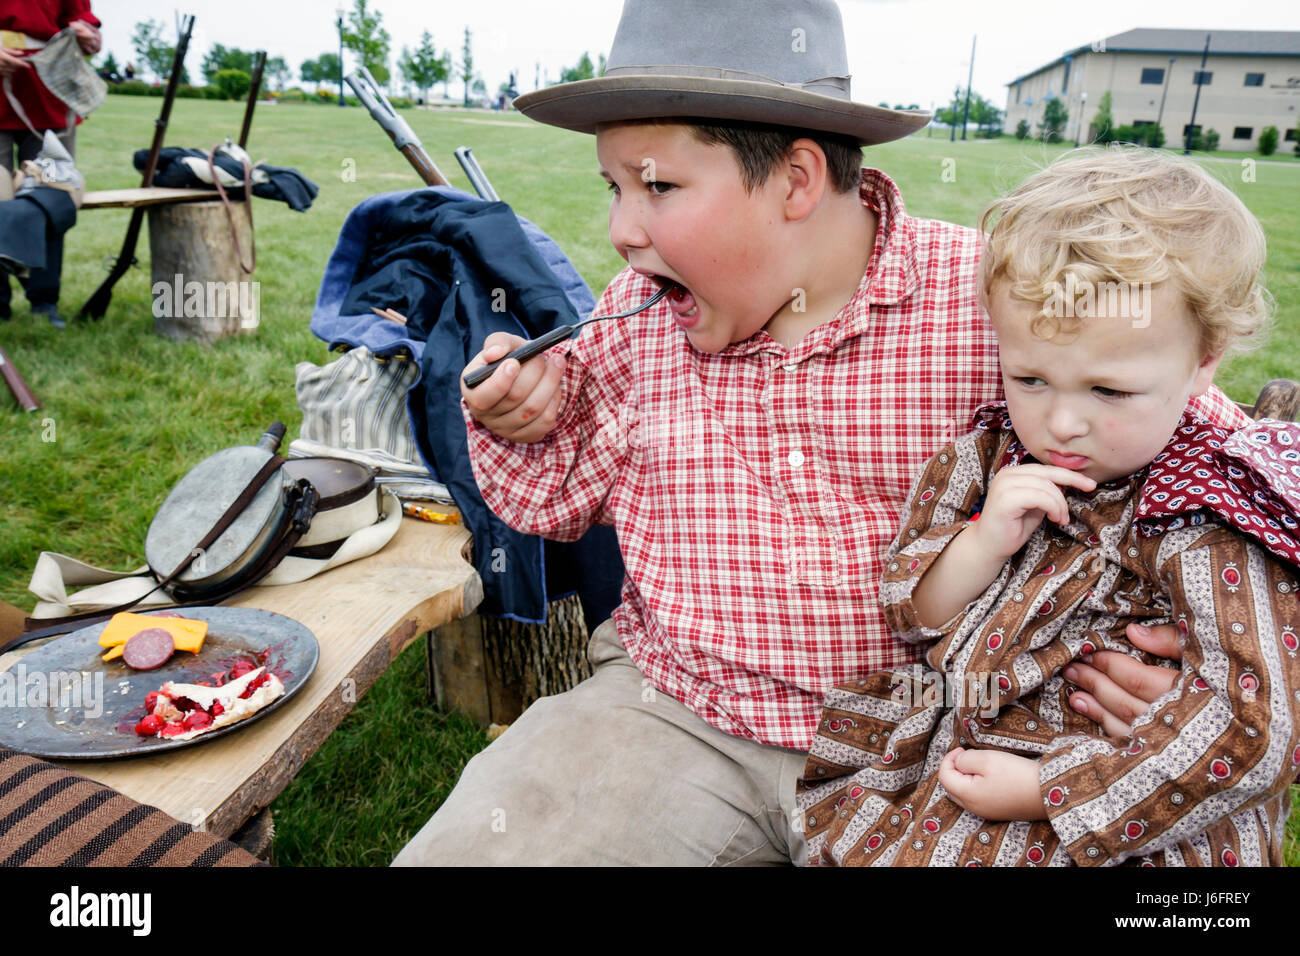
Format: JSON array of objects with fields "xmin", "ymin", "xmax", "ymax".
[{"xmin": 798, "ymin": 407, "xmax": 1300, "ymax": 866}]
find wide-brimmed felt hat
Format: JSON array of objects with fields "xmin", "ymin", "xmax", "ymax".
[{"xmin": 514, "ymin": 0, "xmax": 930, "ymax": 146}]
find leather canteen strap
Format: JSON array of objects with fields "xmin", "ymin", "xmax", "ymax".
[{"xmin": 7, "ymin": 456, "xmax": 293, "ymax": 650}]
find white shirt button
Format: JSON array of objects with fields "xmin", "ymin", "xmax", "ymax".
[{"xmin": 788, "ymin": 450, "xmax": 806, "ymax": 468}]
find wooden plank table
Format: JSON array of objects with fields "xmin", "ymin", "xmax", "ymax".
[
  {"xmin": 1, "ymin": 515, "xmax": 480, "ymax": 839},
  {"xmin": 80, "ymin": 187, "xmax": 219, "ymax": 210}
]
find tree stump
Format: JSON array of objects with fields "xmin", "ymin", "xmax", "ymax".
[
  {"xmin": 148, "ymin": 199, "xmax": 256, "ymax": 344},
  {"xmin": 429, "ymin": 593, "xmax": 592, "ymax": 725}
]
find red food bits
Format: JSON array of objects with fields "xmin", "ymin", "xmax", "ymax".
[
  {"xmin": 229, "ymin": 659, "xmax": 255, "ymax": 679},
  {"xmin": 238, "ymin": 672, "xmax": 269, "ymax": 699},
  {"xmin": 160, "ymin": 722, "xmax": 187, "ymax": 737},
  {"xmin": 182, "ymin": 710, "xmax": 213, "ymax": 731},
  {"xmin": 144, "ymin": 691, "xmax": 160, "ymax": 712},
  {"xmin": 134, "ymin": 714, "xmax": 165, "ymax": 737},
  {"xmin": 212, "ymin": 701, "xmax": 225, "ymax": 717}
]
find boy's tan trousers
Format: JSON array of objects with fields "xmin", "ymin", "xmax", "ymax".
[{"xmin": 392, "ymin": 619, "xmax": 809, "ymax": 866}]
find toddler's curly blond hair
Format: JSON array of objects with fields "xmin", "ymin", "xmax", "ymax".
[{"xmin": 980, "ymin": 145, "xmax": 1272, "ymax": 355}]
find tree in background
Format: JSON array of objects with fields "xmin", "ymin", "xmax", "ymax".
[
  {"xmin": 933, "ymin": 86, "xmax": 965, "ymax": 136},
  {"xmin": 211, "ymin": 68, "xmax": 251, "ymax": 101},
  {"xmin": 560, "ymin": 52, "xmax": 596, "ymax": 83},
  {"xmin": 459, "ymin": 27, "xmax": 475, "ymax": 106},
  {"xmin": 301, "ymin": 53, "xmax": 341, "ymax": 86},
  {"xmin": 1091, "ymin": 91, "xmax": 1114, "ymax": 143},
  {"xmin": 1039, "ymin": 96, "xmax": 1068, "ymax": 143},
  {"xmin": 131, "ymin": 19, "xmax": 183, "ymax": 83},
  {"xmin": 1015, "ymin": 119, "xmax": 1030, "ymax": 140},
  {"xmin": 265, "ymin": 56, "xmax": 289, "ymax": 92},
  {"xmin": 341, "ymin": 0, "xmax": 391, "ymax": 85},
  {"xmin": 1259, "ymin": 125, "xmax": 1279, "ymax": 156},
  {"xmin": 97, "ymin": 50, "xmax": 120, "ymax": 80},
  {"xmin": 968, "ymin": 93, "xmax": 1002, "ymax": 138},
  {"xmin": 398, "ymin": 31, "xmax": 448, "ymax": 103},
  {"xmin": 201, "ymin": 44, "xmax": 253, "ymax": 83}
]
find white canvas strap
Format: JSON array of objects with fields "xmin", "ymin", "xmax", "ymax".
[{"xmin": 28, "ymin": 490, "xmax": 403, "ymax": 617}]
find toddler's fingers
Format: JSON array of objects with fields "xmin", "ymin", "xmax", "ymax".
[
  {"xmin": 996, "ymin": 482, "xmax": 1069, "ymax": 526},
  {"xmin": 951, "ymin": 747, "xmax": 996, "ymax": 776},
  {"xmin": 1016, "ymin": 463, "xmax": 1097, "ymax": 491}
]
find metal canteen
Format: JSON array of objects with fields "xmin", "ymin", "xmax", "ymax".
[{"xmin": 144, "ymin": 423, "xmax": 295, "ymax": 601}]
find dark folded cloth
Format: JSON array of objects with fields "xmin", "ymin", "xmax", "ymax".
[
  {"xmin": 0, "ymin": 188, "xmax": 77, "ymax": 276},
  {"xmin": 132, "ymin": 147, "xmax": 319, "ymax": 211}
]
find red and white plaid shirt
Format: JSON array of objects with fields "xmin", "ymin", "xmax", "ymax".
[{"xmin": 465, "ymin": 169, "xmax": 1248, "ymax": 750}]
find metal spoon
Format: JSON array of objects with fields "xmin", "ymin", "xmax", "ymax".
[{"xmin": 462, "ymin": 285, "xmax": 671, "ymax": 389}]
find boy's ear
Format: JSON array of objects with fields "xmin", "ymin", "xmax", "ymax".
[
  {"xmin": 783, "ymin": 138, "xmax": 828, "ymax": 220},
  {"xmin": 1190, "ymin": 351, "xmax": 1224, "ymax": 396}
]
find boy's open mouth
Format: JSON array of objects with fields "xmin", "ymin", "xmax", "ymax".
[{"xmin": 648, "ymin": 274, "xmax": 699, "ymax": 324}]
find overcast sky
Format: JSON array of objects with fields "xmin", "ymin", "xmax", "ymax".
[{"xmin": 98, "ymin": 0, "xmax": 1299, "ymax": 110}]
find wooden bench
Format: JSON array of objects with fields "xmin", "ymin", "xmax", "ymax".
[{"xmin": 80, "ymin": 187, "xmax": 217, "ymax": 210}]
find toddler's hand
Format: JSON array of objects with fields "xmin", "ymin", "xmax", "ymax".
[
  {"xmin": 938, "ymin": 747, "xmax": 1047, "ymax": 821},
  {"xmin": 461, "ymin": 333, "xmax": 567, "ymax": 443},
  {"xmin": 970, "ymin": 464, "xmax": 1096, "ymax": 559}
]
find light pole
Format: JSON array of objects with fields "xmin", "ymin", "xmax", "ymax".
[
  {"xmin": 1075, "ymin": 91, "xmax": 1087, "ymax": 147},
  {"xmin": 1156, "ymin": 55, "xmax": 1175, "ymax": 142},
  {"xmin": 1184, "ymin": 35, "xmax": 1211, "ymax": 154},
  {"xmin": 960, "ymin": 35, "xmax": 976, "ymax": 141},
  {"xmin": 336, "ymin": 9, "xmax": 346, "ymax": 107}
]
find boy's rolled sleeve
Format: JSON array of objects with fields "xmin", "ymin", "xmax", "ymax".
[{"xmin": 1038, "ymin": 530, "xmax": 1300, "ymax": 866}]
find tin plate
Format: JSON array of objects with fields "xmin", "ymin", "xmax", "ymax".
[{"xmin": 0, "ymin": 607, "xmax": 318, "ymax": 759}]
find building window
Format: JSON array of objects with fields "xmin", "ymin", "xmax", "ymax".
[
  {"xmin": 1141, "ymin": 68, "xmax": 1165, "ymax": 84},
  {"xmin": 1233, "ymin": 127, "xmax": 1253, "ymax": 140},
  {"xmin": 1015, "ymin": 84, "xmax": 1021, "ymax": 104},
  {"xmin": 1193, "ymin": 71, "xmax": 1213, "ymax": 86},
  {"xmin": 1286, "ymin": 129, "xmax": 1297, "ymax": 142},
  {"xmin": 1062, "ymin": 59, "xmax": 1071, "ymax": 92},
  {"xmin": 1244, "ymin": 73, "xmax": 1264, "ymax": 87},
  {"xmin": 1133, "ymin": 120, "xmax": 1154, "ymax": 127}
]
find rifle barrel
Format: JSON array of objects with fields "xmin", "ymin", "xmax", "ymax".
[{"xmin": 239, "ymin": 50, "xmax": 266, "ymax": 149}]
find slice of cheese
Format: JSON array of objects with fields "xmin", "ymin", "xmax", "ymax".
[{"xmin": 98, "ymin": 612, "xmax": 208, "ymax": 653}]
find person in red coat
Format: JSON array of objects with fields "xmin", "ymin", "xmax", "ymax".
[{"xmin": 0, "ymin": 0, "xmax": 100, "ymax": 328}]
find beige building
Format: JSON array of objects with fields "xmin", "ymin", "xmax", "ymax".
[{"xmin": 1005, "ymin": 29, "xmax": 1300, "ymax": 152}]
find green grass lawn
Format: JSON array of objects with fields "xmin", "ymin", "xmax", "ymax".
[{"xmin": 2, "ymin": 96, "xmax": 1297, "ymax": 865}]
